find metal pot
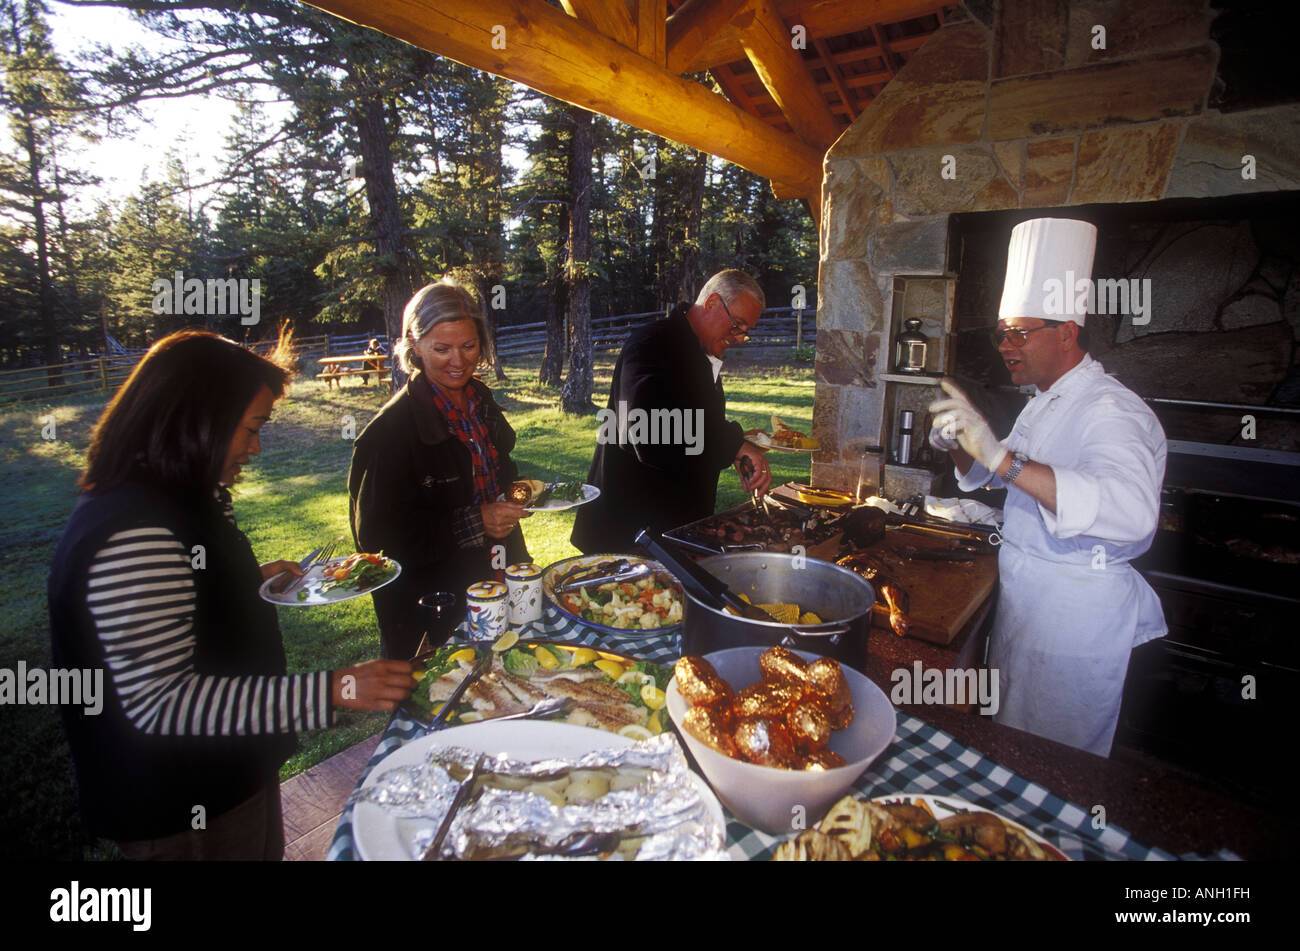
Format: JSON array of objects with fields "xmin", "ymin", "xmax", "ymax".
[{"xmin": 682, "ymin": 553, "xmax": 875, "ymax": 672}]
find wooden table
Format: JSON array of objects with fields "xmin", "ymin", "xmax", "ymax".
[{"xmin": 317, "ymin": 354, "xmax": 387, "ymax": 388}]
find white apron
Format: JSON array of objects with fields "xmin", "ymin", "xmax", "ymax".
[{"xmin": 958, "ymin": 356, "xmax": 1168, "ymax": 755}]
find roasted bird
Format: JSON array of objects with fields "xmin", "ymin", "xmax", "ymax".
[{"xmin": 835, "ymin": 551, "xmax": 910, "ymax": 637}]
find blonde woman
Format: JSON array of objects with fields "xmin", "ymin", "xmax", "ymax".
[{"xmin": 348, "ymin": 281, "xmax": 530, "ymax": 659}]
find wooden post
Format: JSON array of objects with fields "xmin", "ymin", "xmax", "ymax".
[
  {"xmin": 796, "ymin": 309, "xmax": 803, "ymax": 350},
  {"xmin": 99, "ymin": 356, "xmax": 108, "ymax": 391}
]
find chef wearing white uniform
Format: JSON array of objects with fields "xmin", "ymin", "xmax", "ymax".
[{"xmin": 928, "ymin": 218, "xmax": 1167, "ymax": 756}]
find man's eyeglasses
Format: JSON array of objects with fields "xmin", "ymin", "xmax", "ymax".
[
  {"xmin": 717, "ymin": 296, "xmax": 750, "ymax": 343},
  {"xmin": 989, "ymin": 324, "xmax": 1053, "ymax": 348}
]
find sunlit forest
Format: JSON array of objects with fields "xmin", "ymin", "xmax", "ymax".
[{"xmin": 1, "ymin": 0, "xmax": 818, "ymax": 387}]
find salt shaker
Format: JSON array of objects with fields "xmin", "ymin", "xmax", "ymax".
[
  {"xmin": 505, "ymin": 562, "xmax": 542, "ymax": 627},
  {"xmin": 465, "ymin": 580, "xmax": 508, "ymax": 641}
]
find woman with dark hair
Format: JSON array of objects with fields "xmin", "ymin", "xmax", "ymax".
[
  {"xmin": 348, "ymin": 281, "xmax": 530, "ymax": 660},
  {"xmin": 48, "ymin": 330, "xmax": 416, "ymax": 860}
]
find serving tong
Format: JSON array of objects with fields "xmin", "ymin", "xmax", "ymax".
[
  {"xmin": 736, "ymin": 455, "xmax": 770, "ymax": 516},
  {"xmin": 635, "ymin": 529, "xmax": 851, "ymax": 648},
  {"xmin": 425, "ymin": 649, "xmax": 493, "ymax": 732},
  {"xmin": 421, "ymin": 754, "xmax": 628, "ymax": 861},
  {"xmin": 554, "ymin": 559, "xmax": 653, "ymax": 594}
]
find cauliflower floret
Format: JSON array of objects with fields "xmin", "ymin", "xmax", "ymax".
[
  {"xmin": 640, "ymin": 612, "xmax": 661, "ymax": 630},
  {"xmin": 666, "ymin": 600, "xmax": 683, "ymax": 623}
]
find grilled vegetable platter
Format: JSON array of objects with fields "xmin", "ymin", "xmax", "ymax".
[
  {"xmin": 773, "ymin": 793, "xmax": 1068, "ymax": 861},
  {"xmin": 402, "ymin": 637, "xmax": 673, "ymax": 738}
]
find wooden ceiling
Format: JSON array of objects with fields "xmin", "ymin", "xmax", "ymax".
[{"xmin": 305, "ymin": 0, "xmax": 954, "ymax": 213}]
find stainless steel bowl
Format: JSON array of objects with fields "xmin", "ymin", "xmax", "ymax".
[{"xmin": 681, "ymin": 552, "xmax": 875, "ymax": 671}]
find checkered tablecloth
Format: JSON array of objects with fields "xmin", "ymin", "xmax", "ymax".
[{"xmin": 328, "ymin": 607, "xmax": 1231, "ymax": 861}]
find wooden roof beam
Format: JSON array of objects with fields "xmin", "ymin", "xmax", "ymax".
[
  {"xmin": 684, "ymin": 0, "xmax": 950, "ymax": 72},
  {"xmin": 666, "ymin": 0, "xmax": 751, "ymax": 75},
  {"xmin": 306, "ymin": 0, "xmax": 824, "ymax": 198},
  {"xmin": 560, "ymin": 1, "xmax": 635, "ymax": 49},
  {"xmin": 812, "ymin": 37, "xmax": 861, "ymax": 120},
  {"xmin": 869, "ymin": 22, "xmax": 900, "ymax": 77},
  {"xmin": 736, "ymin": 0, "xmax": 844, "ymax": 150},
  {"xmin": 634, "ymin": 0, "xmax": 666, "ymax": 66}
]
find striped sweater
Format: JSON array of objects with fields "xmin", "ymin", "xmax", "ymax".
[{"xmin": 86, "ymin": 525, "xmax": 331, "ymax": 737}]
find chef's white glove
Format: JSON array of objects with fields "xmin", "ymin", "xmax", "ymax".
[
  {"xmin": 928, "ymin": 415, "xmax": 960, "ymax": 452},
  {"xmin": 928, "ymin": 380, "xmax": 1009, "ymax": 473}
]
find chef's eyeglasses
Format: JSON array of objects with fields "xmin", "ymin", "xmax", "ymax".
[
  {"xmin": 989, "ymin": 324, "xmax": 1053, "ymax": 348},
  {"xmin": 717, "ymin": 296, "xmax": 750, "ymax": 343}
]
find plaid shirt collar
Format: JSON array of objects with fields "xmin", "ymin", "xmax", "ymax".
[{"xmin": 426, "ymin": 378, "xmax": 500, "ymax": 505}]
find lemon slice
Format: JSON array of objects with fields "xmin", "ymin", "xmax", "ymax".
[
  {"xmin": 594, "ymin": 660, "xmax": 625, "ymax": 680},
  {"xmin": 617, "ymin": 670, "xmax": 655, "ymax": 687},
  {"xmin": 448, "ymin": 648, "xmax": 477, "ymax": 665},
  {"xmin": 534, "ymin": 646, "xmax": 558, "ymax": 669},
  {"xmin": 412, "ymin": 669, "xmax": 428, "ymax": 682},
  {"xmin": 459, "ymin": 711, "xmax": 484, "ymax": 723},
  {"xmin": 492, "ymin": 630, "xmax": 519, "ymax": 653},
  {"xmin": 446, "ymin": 649, "xmax": 474, "ymax": 666},
  {"xmin": 646, "ymin": 708, "xmax": 664, "ymax": 735},
  {"xmin": 569, "ymin": 647, "xmax": 598, "ymax": 667},
  {"xmin": 640, "ymin": 684, "xmax": 666, "ymax": 710},
  {"xmin": 618, "ymin": 725, "xmax": 653, "ymax": 741}
]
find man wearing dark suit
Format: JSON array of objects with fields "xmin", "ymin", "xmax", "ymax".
[{"xmin": 572, "ymin": 269, "xmax": 773, "ymax": 553}]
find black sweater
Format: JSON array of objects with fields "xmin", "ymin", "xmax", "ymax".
[
  {"xmin": 571, "ymin": 304, "xmax": 745, "ymax": 553},
  {"xmin": 348, "ymin": 371, "xmax": 528, "ymax": 658},
  {"xmin": 48, "ymin": 483, "xmax": 308, "ymax": 842}
]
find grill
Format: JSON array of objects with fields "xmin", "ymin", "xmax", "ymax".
[{"xmin": 1118, "ymin": 440, "xmax": 1300, "ymax": 809}]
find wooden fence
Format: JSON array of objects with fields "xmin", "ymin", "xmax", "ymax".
[{"xmin": 0, "ymin": 308, "xmax": 816, "ymax": 404}]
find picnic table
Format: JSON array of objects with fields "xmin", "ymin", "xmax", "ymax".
[
  {"xmin": 328, "ymin": 604, "xmax": 1238, "ymax": 861},
  {"xmin": 316, "ymin": 354, "xmax": 388, "ymax": 388}
]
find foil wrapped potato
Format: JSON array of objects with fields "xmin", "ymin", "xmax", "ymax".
[
  {"xmin": 681, "ymin": 704, "xmax": 738, "ymax": 758},
  {"xmin": 733, "ymin": 680, "xmax": 803, "ymax": 718},
  {"xmin": 785, "ymin": 699, "xmax": 831, "ymax": 753},
  {"xmin": 733, "ymin": 716, "xmax": 797, "ymax": 768},
  {"xmin": 758, "ymin": 645, "xmax": 810, "ymax": 689},
  {"xmin": 674, "ymin": 656, "xmax": 736, "ymax": 709},
  {"xmin": 805, "ymin": 657, "xmax": 855, "ymax": 729},
  {"xmin": 801, "ymin": 749, "xmax": 848, "ymax": 771}
]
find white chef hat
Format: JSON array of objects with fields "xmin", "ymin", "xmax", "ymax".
[{"xmin": 998, "ymin": 218, "xmax": 1097, "ymax": 325}]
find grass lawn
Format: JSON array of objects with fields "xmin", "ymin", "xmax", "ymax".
[{"xmin": 0, "ymin": 347, "xmax": 814, "ymax": 859}]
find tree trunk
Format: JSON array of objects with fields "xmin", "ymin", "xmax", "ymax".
[
  {"xmin": 539, "ymin": 199, "xmax": 568, "ymax": 386},
  {"xmin": 353, "ymin": 91, "xmax": 417, "ymax": 389},
  {"xmin": 560, "ymin": 106, "xmax": 594, "ymax": 415},
  {"xmin": 22, "ymin": 122, "xmax": 61, "ymax": 383},
  {"xmin": 471, "ymin": 271, "xmax": 505, "ymax": 381},
  {"xmin": 678, "ymin": 149, "xmax": 707, "ymax": 302}
]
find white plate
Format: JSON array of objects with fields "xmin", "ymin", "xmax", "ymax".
[
  {"xmin": 857, "ymin": 794, "xmax": 1069, "ymax": 861},
  {"xmin": 747, "ymin": 432, "xmax": 818, "ymax": 453},
  {"xmin": 351, "ymin": 719, "xmax": 728, "ymax": 861},
  {"xmin": 258, "ymin": 555, "xmax": 401, "ymax": 606},
  {"xmin": 522, "ymin": 483, "xmax": 600, "ymax": 512}
]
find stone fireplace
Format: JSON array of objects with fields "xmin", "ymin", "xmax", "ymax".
[{"xmin": 811, "ymin": 0, "xmax": 1300, "ymax": 498}]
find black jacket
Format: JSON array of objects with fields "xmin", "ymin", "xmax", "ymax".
[
  {"xmin": 571, "ymin": 305, "xmax": 744, "ymax": 553},
  {"xmin": 48, "ymin": 483, "xmax": 296, "ymax": 842},
  {"xmin": 348, "ymin": 371, "xmax": 528, "ymax": 658}
]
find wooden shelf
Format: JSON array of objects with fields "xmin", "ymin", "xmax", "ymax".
[{"xmin": 880, "ymin": 372, "xmax": 945, "ymax": 385}]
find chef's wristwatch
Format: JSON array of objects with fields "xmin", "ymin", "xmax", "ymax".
[{"xmin": 1005, "ymin": 451, "xmax": 1029, "ymax": 484}]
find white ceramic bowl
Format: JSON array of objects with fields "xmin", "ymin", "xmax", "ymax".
[{"xmin": 666, "ymin": 647, "xmax": 896, "ymax": 835}]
